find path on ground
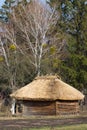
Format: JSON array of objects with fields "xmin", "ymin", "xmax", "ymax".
[{"xmin": 0, "ymin": 116, "xmax": 87, "ymax": 129}]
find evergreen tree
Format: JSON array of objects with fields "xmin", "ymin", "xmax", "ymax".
[
  {"xmin": 48, "ymin": 0, "xmax": 87, "ymax": 91},
  {"xmin": 0, "ymin": 0, "xmax": 28, "ymax": 22},
  {"xmin": 0, "ymin": 0, "xmax": 15, "ymax": 22},
  {"xmin": 61, "ymin": 0, "xmax": 87, "ymax": 90}
]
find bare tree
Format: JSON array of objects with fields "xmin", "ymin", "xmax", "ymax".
[
  {"xmin": 0, "ymin": 22, "xmax": 18, "ymax": 91},
  {"xmin": 11, "ymin": 0, "xmax": 62, "ymax": 76},
  {"xmin": 0, "ymin": 22, "xmax": 18, "ymax": 115},
  {"xmin": 1, "ymin": 0, "xmax": 66, "ymax": 77}
]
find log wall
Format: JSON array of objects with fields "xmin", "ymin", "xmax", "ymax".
[
  {"xmin": 56, "ymin": 101, "xmax": 80, "ymax": 115},
  {"xmin": 19, "ymin": 100, "xmax": 80, "ymax": 116},
  {"xmin": 22, "ymin": 101, "xmax": 56, "ymax": 116}
]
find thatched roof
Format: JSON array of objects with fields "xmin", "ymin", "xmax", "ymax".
[{"xmin": 10, "ymin": 75, "xmax": 84, "ymax": 101}]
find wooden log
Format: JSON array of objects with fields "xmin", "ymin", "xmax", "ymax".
[
  {"xmin": 56, "ymin": 101, "xmax": 80, "ymax": 115},
  {"xmin": 22, "ymin": 101, "xmax": 56, "ymax": 116}
]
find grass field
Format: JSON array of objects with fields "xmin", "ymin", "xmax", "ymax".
[
  {"xmin": 29, "ymin": 124, "xmax": 87, "ymax": 130},
  {"xmin": 2, "ymin": 124, "xmax": 87, "ymax": 130}
]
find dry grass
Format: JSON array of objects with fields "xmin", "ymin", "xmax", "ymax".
[{"xmin": 11, "ymin": 75, "xmax": 84, "ymax": 100}]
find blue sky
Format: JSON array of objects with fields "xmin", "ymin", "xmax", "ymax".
[
  {"xmin": 0, "ymin": 0, "xmax": 46, "ymax": 8},
  {"xmin": 0, "ymin": 0, "xmax": 5, "ymax": 8}
]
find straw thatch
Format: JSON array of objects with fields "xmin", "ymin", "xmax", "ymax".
[{"xmin": 10, "ymin": 75, "xmax": 84, "ymax": 101}]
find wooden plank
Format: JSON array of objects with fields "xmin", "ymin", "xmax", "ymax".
[
  {"xmin": 56, "ymin": 101, "xmax": 80, "ymax": 115},
  {"xmin": 22, "ymin": 101, "xmax": 56, "ymax": 116}
]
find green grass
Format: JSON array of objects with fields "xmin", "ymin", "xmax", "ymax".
[
  {"xmin": 2, "ymin": 124, "xmax": 87, "ymax": 130},
  {"xmin": 29, "ymin": 124, "xmax": 87, "ymax": 130}
]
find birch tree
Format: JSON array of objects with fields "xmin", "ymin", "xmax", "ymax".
[
  {"xmin": 0, "ymin": 22, "xmax": 20, "ymax": 115},
  {"xmin": 0, "ymin": 21, "xmax": 21, "ymax": 92},
  {"xmin": 11, "ymin": 0, "xmax": 65, "ymax": 76}
]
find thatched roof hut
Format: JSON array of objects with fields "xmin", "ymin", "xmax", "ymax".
[{"xmin": 10, "ymin": 75, "xmax": 84, "ymax": 116}]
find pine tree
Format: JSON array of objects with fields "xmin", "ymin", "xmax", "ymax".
[
  {"xmin": 0, "ymin": 0, "xmax": 16, "ymax": 22},
  {"xmin": 60, "ymin": 0, "xmax": 87, "ymax": 91},
  {"xmin": 0, "ymin": 0, "xmax": 28, "ymax": 22},
  {"xmin": 48, "ymin": 0, "xmax": 87, "ymax": 91}
]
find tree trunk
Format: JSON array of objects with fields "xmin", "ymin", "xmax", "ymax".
[{"xmin": 10, "ymin": 98, "xmax": 16, "ymax": 115}]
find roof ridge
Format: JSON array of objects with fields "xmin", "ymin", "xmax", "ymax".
[{"xmin": 35, "ymin": 75, "xmax": 61, "ymax": 80}]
